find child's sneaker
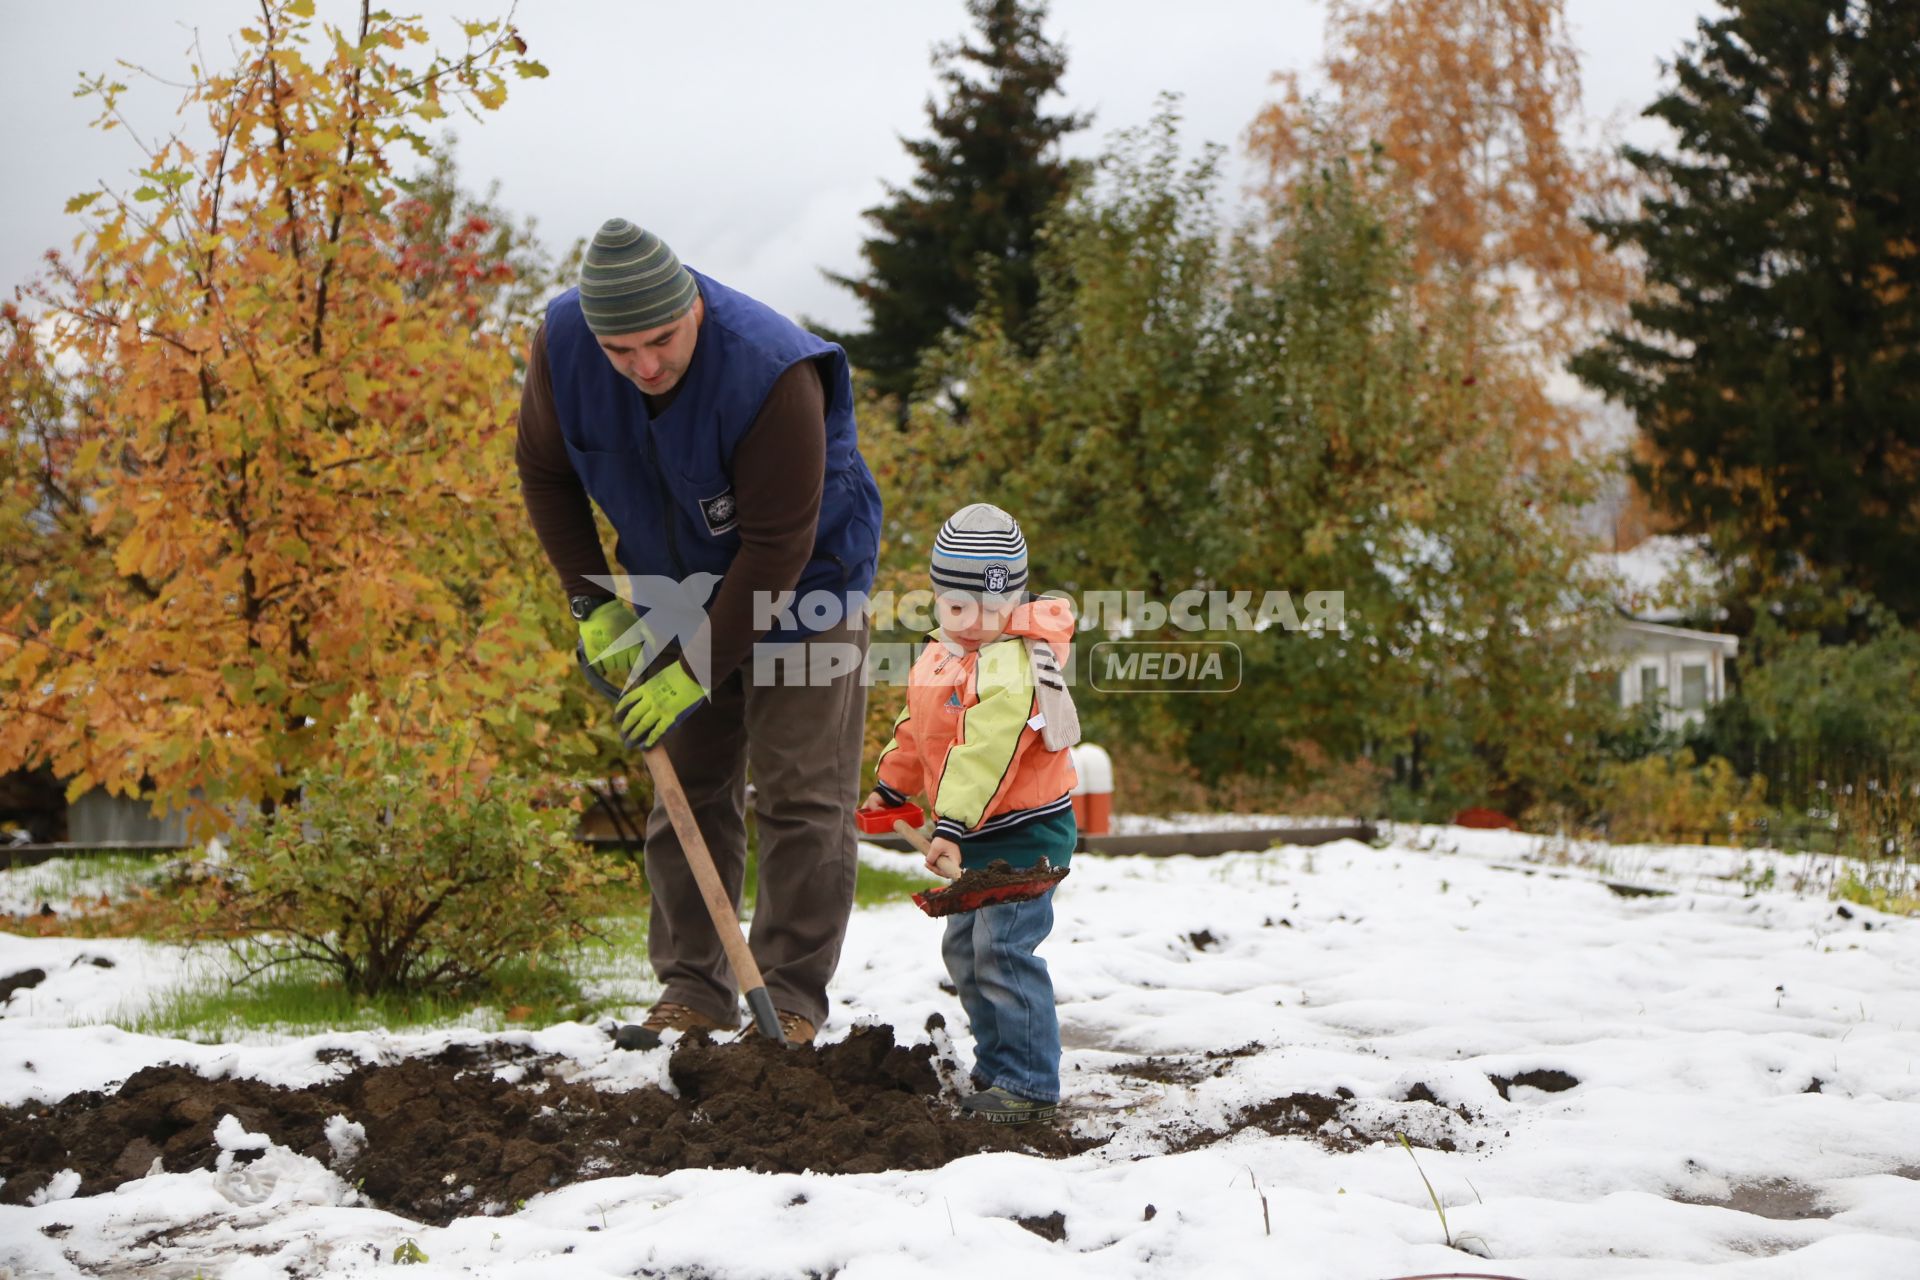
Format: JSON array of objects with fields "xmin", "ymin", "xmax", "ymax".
[{"xmin": 960, "ymin": 1086, "xmax": 1058, "ymax": 1124}]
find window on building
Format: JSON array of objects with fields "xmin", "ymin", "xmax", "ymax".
[
  {"xmin": 1680, "ymin": 664, "xmax": 1708, "ymax": 712},
  {"xmin": 1639, "ymin": 663, "xmax": 1664, "ymax": 708}
]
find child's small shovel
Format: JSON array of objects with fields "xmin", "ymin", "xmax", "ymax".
[{"xmin": 858, "ymin": 802, "xmax": 1068, "ymax": 918}]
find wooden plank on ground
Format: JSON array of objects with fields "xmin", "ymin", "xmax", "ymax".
[{"xmin": 855, "ymin": 823, "xmax": 1376, "ymax": 857}]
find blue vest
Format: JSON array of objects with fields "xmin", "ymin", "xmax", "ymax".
[{"xmin": 543, "ymin": 270, "xmax": 881, "ymax": 643}]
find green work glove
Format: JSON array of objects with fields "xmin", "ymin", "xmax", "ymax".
[
  {"xmin": 615, "ymin": 660, "xmax": 706, "ymax": 748},
  {"xmin": 578, "ymin": 598, "xmax": 645, "ymax": 685}
]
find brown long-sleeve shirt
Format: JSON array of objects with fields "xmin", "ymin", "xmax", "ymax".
[{"xmin": 515, "ymin": 323, "xmax": 826, "ymax": 685}]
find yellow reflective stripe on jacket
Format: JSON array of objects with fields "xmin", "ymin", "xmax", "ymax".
[{"xmin": 933, "ymin": 637, "xmax": 1035, "ymax": 832}]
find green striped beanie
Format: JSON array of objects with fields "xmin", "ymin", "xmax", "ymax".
[
  {"xmin": 930, "ymin": 503, "xmax": 1029, "ymax": 604},
  {"xmin": 579, "ymin": 218, "xmax": 698, "ymax": 336}
]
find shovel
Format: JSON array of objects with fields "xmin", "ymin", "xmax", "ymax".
[
  {"xmin": 862, "ymin": 802, "xmax": 1068, "ymax": 918},
  {"xmin": 614, "ymin": 745, "xmax": 785, "ymax": 1046}
]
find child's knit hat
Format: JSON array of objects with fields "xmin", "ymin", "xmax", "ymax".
[{"xmin": 930, "ymin": 503, "xmax": 1028, "ymax": 604}]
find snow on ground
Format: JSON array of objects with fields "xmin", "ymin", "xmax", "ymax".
[
  {"xmin": 0, "ymin": 849, "xmax": 177, "ymax": 918},
  {"xmin": 1109, "ymin": 811, "xmax": 1363, "ymax": 834},
  {"xmin": 4, "ymin": 825, "xmax": 1919, "ymax": 1278}
]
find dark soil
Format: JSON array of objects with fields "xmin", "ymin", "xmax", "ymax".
[
  {"xmin": 1114, "ymin": 1041, "xmax": 1264, "ymax": 1086},
  {"xmin": 1488, "ymin": 1068, "xmax": 1579, "ymax": 1100},
  {"xmin": 1014, "ymin": 1210, "xmax": 1067, "ymax": 1241},
  {"xmin": 1163, "ymin": 1082, "xmax": 1482, "ymax": 1156},
  {"xmin": 1162, "ymin": 1091, "xmax": 1351, "ymax": 1155},
  {"xmin": 1, "ymin": 967, "xmax": 47, "ymax": 1004},
  {"xmin": 0, "ymin": 1023, "xmax": 1097, "ymax": 1225},
  {"xmin": 916, "ymin": 860, "xmax": 1069, "ymax": 917},
  {"xmin": 948, "ymin": 860, "xmax": 1068, "ymax": 895},
  {"xmin": 1114, "ymin": 1055, "xmax": 1214, "ymax": 1086}
]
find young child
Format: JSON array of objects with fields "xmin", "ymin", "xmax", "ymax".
[{"xmin": 861, "ymin": 503, "xmax": 1079, "ymax": 1123}]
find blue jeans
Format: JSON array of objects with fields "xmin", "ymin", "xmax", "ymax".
[{"xmin": 941, "ymin": 890, "xmax": 1060, "ymax": 1104}]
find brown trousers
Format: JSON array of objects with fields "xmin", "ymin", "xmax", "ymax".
[{"xmin": 595, "ymin": 615, "xmax": 869, "ymax": 1029}]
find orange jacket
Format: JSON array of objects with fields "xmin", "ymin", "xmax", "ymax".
[{"xmin": 875, "ymin": 595, "xmax": 1080, "ymax": 842}]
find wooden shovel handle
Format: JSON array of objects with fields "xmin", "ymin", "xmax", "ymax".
[
  {"xmin": 642, "ymin": 745, "xmax": 782, "ymax": 1041},
  {"xmin": 893, "ymin": 818, "xmax": 961, "ymax": 880}
]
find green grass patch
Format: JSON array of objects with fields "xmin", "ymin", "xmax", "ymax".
[
  {"xmin": 82, "ymin": 822, "xmax": 924, "ymax": 1042},
  {"xmin": 739, "ymin": 820, "xmax": 927, "ymax": 910},
  {"xmin": 855, "ymin": 857, "xmax": 931, "ymax": 907},
  {"xmin": 119, "ymin": 951, "xmax": 608, "ymax": 1041}
]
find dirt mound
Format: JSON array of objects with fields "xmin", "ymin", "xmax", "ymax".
[
  {"xmin": 0, "ymin": 1023, "xmax": 1093, "ymax": 1224},
  {"xmin": 1161, "ymin": 1083, "xmax": 1487, "ymax": 1156}
]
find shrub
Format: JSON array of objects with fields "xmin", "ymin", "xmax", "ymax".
[
  {"xmin": 1813, "ymin": 771, "xmax": 1920, "ymax": 860},
  {"xmin": 1597, "ymin": 748, "xmax": 1768, "ymax": 844},
  {"xmin": 1689, "ymin": 603, "xmax": 1920, "ymax": 812},
  {"xmin": 1835, "ymin": 871, "xmax": 1920, "ymax": 917},
  {"xmin": 187, "ymin": 696, "xmax": 620, "ymax": 997}
]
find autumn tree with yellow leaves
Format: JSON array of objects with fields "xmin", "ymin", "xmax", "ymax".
[
  {"xmin": 1247, "ymin": 0, "xmax": 1636, "ymax": 457},
  {"xmin": 0, "ymin": 2, "xmax": 588, "ymax": 826}
]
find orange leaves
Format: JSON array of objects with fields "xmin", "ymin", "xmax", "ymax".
[
  {"xmin": 1248, "ymin": 0, "xmax": 1636, "ymax": 460},
  {"xmin": 111, "ymin": 526, "xmax": 175, "ymax": 583},
  {"xmin": 0, "ymin": 0, "xmax": 563, "ymax": 819}
]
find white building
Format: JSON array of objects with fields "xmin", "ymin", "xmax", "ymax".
[
  {"xmin": 1604, "ymin": 615, "xmax": 1739, "ymax": 733},
  {"xmin": 1591, "ymin": 535, "xmax": 1741, "ymax": 732}
]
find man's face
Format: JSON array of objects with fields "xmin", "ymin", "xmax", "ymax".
[{"xmin": 596, "ymin": 295, "xmax": 703, "ymax": 395}]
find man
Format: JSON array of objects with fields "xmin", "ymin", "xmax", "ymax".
[{"xmin": 516, "ymin": 219, "xmax": 880, "ymax": 1046}]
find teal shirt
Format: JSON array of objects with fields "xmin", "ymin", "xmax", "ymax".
[{"xmin": 957, "ymin": 808, "xmax": 1077, "ymax": 872}]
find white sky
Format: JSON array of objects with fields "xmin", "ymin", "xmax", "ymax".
[{"xmin": 4, "ymin": 1, "xmax": 1721, "ymax": 333}]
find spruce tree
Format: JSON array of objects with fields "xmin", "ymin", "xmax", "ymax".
[
  {"xmin": 824, "ymin": 0, "xmax": 1086, "ymax": 407},
  {"xmin": 1573, "ymin": 0, "xmax": 1920, "ymax": 626}
]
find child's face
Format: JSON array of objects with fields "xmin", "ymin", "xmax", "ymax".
[{"xmin": 937, "ymin": 595, "xmax": 1014, "ymax": 650}]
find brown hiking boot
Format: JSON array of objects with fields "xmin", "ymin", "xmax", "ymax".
[
  {"xmin": 733, "ymin": 1010, "xmax": 817, "ymax": 1045},
  {"xmin": 611, "ymin": 1001, "xmax": 735, "ymax": 1051}
]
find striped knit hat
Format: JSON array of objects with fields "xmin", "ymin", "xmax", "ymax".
[
  {"xmin": 930, "ymin": 503, "xmax": 1028, "ymax": 604},
  {"xmin": 579, "ymin": 219, "xmax": 699, "ymax": 336}
]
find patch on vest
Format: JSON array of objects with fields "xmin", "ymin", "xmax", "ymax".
[
  {"xmin": 699, "ymin": 489, "xmax": 739, "ymax": 536},
  {"xmin": 985, "ymin": 565, "xmax": 1008, "ymax": 594}
]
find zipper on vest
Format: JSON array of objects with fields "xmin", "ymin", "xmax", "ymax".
[{"xmin": 640, "ymin": 422, "xmax": 689, "ymax": 578}]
